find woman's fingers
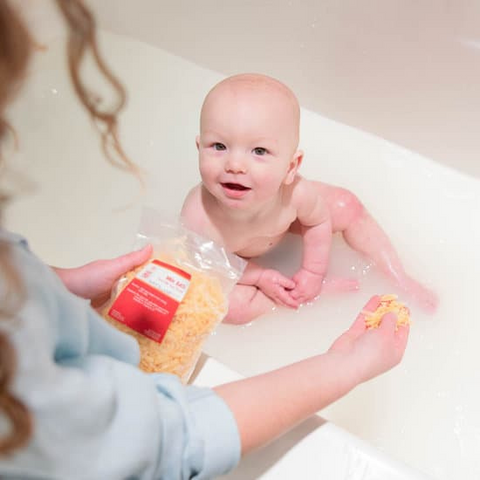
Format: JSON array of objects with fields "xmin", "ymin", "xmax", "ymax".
[
  {"xmin": 112, "ymin": 244, "xmax": 152, "ymax": 276},
  {"xmin": 394, "ymin": 321, "xmax": 410, "ymax": 350},
  {"xmin": 347, "ymin": 295, "xmax": 382, "ymax": 338}
]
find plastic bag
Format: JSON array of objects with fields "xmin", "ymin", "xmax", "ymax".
[{"xmin": 101, "ymin": 207, "xmax": 246, "ymax": 383}]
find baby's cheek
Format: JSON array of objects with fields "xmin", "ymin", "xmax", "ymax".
[
  {"xmin": 199, "ymin": 161, "xmax": 216, "ymax": 180},
  {"xmin": 258, "ymin": 173, "xmax": 284, "ymax": 194}
]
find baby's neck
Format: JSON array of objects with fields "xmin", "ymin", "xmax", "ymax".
[{"xmin": 204, "ymin": 188, "xmax": 282, "ymax": 226}]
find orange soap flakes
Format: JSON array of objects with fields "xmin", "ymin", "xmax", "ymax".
[{"xmin": 364, "ymin": 294, "xmax": 411, "ymax": 330}]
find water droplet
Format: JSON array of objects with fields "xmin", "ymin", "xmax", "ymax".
[
  {"xmin": 361, "ymin": 265, "xmax": 372, "ymax": 276},
  {"xmin": 50, "ymin": 87, "xmax": 58, "ymax": 95}
]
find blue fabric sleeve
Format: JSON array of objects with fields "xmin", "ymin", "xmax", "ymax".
[{"xmin": 0, "ymin": 230, "xmax": 241, "ymax": 480}]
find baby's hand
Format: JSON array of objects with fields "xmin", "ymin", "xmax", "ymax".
[
  {"xmin": 328, "ymin": 296, "xmax": 409, "ymax": 384},
  {"xmin": 257, "ymin": 269, "xmax": 299, "ymax": 309},
  {"xmin": 290, "ymin": 269, "xmax": 324, "ymax": 304}
]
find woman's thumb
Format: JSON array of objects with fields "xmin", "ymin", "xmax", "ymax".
[
  {"xmin": 114, "ymin": 244, "xmax": 153, "ymax": 274},
  {"xmin": 379, "ymin": 312, "xmax": 398, "ymax": 332}
]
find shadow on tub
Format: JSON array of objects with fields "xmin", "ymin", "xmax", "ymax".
[{"xmin": 219, "ymin": 416, "xmax": 326, "ymax": 479}]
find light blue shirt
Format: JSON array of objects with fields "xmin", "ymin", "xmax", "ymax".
[{"xmin": 0, "ymin": 230, "xmax": 240, "ymax": 480}]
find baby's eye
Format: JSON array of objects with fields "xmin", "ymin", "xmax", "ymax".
[
  {"xmin": 253, "ymin": 147, "xmax": 267, "ymax": 156},
  {"xmin": 213, "ymin": 143, "xmax": 226, "ymax": 151}
]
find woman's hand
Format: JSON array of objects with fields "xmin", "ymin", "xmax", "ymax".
[
  {"xmin": 53, "ymin": 244, "xmax": 153, "ymax": 308},
  {"xmin": 215, "ymin": 295, "xmax": 409, "ymax": 456},
  {"xmin": 328, "ymin": 296, "xmax": 410, "ymax": 383},
  {"xmin": 328, "ymin": 295, "xmax": 410, "ymax": 384}
]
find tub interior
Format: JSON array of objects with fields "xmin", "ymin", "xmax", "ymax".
[{"xmin": 4, "ymin": 5, "xmax": 480, "ymax": 480}]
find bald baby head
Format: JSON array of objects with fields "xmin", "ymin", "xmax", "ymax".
[{"xmin": 200, "ymin": 73, "xmax": 301, "ymax": 149}]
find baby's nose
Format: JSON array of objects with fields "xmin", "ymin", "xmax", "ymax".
[{"xmin": 225, "ymin": 154, "xmax": 247, "ymax": 173}]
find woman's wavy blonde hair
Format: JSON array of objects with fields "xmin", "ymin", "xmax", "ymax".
[{"xmin": 0, "ymin": 0, "xmax": 136, "ymax": 454}]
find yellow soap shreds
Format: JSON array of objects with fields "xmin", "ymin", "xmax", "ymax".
[
  {"xmin": 101, "ymin": 257, "xmax": 227, "ymax": 383},
  {"xmin": 364, "ymin": 294, "xmax": 411, "ymax": 330}
]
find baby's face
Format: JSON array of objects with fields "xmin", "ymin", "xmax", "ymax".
[{"xmin": 198, "ymin": 81, "xmax": 301, "ymax": 210}]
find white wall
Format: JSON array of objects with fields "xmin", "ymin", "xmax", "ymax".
[
  {"xmin": 91, "ymin": 0, "xmax": 480, "ymax": 179},
  {"xmin": 17, "ymin": 0, "xmax": 480, "ymax": 176}
]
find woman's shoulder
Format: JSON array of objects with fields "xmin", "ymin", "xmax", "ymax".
[
  {"xmin": 0, "ymin": 228, "xmax": 30, "ymax": 249},
  {"xmin": 0, "ymin": 228, "xmax": 59, "ymax": 291}
]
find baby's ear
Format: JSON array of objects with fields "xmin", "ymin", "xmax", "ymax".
[
  {"xmin": 195, "ymin": 135, "xmax": 200, "ymax": 150},
  {"xmin": 284, "ymin": 150, "xmax": 303, "ymax": 185}
]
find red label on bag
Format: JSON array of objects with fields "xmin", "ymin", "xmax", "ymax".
[{"xmin": 108, "ymin": 259, "xmax": 191, "ymax": 343}]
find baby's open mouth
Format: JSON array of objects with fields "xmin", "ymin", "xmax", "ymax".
[{"xmin": 222, "ymin": 183, "xmax": 250, "ymax": 191}]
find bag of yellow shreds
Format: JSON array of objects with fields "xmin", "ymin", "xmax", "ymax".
[{"xmin": 101, "ymin": 208, "xmax": 245, "ymax": 383}]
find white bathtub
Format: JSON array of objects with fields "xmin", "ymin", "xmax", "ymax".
[{"xmin": 6, "ymin": 1, "xmax": 480, "ymax": 479}]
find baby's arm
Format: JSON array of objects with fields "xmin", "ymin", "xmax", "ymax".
[
  {"xmin": 290, "ymin": 180, "xmax": 333, "ymax": 303},
  {"xmin": 240, "ymin": 261, "xmax": 299, "ymax": 309}
]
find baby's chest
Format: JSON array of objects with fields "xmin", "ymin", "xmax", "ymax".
[
  {"xmin": 217, "ymin": 205, "xmax": 298, "ymax": 258},
  {"xmin": 225, "ymin": 215, "xmax": 294, "ymax": 257},
  {"xmin": 233, "ymin": 233, "xmax": 286, "ymax": 258}
]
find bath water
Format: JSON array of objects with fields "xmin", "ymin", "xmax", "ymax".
[{"xmin": 6, "ymin": 31, "xmax": 480, "ymax": 480}]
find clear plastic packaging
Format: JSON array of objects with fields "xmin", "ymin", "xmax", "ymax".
[{"xmin": 101, "ymin": 207, "xmax": 246, "ymax": 383}]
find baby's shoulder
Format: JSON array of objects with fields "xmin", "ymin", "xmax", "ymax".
[
  {"xmin": 182, "ymin": 184, "xmax": 203, "ymax": 210},
  {"xmin": 181, "ymin": 184, "xmax": 219, "ymax": 239},
  {"xmin": 288, "ymin": 176, "xmax": 329, "ymax": 221},
  {"xmin": 290, "ymin": 175, "xmax": 321, "ymax": 203},
  {"xmin": 181, "ymin": 184, "xmax": 207, "ymax": 223}
]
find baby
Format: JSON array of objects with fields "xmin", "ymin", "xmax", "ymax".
[{"xmin": 181, "ymin": 73, "xmax": 437, "ymax": 324}]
